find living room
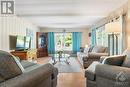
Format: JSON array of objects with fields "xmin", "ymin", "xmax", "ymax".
[{"xmin": 0, "ymin": 0, "xmax": 130, "ymax": 87}]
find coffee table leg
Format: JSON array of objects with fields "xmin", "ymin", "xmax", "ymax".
[
  {"xmin": 52, "ymin": 57, "xmax": 56, "ymax": 65},
  {"xmin": 65, "ymin": 57, "xmax": 70, "ymax": 64},
  {"xmin": 59, "ymin": 57, "xmax": 60, "ymax": 62}
]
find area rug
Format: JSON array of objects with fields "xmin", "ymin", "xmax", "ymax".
[{"xmin": 49, "ymin": 57, "xmax": 81, "ymax": 73}]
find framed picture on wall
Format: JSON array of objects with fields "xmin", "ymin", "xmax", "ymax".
[
  {"xmin": 26, "ymin": 28, "xmax": 33, "ymax": 38},
  {"xmin": 26, "ymin": 28, "xmax": 33, "ymax": 48}
]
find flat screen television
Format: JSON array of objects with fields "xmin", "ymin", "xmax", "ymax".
[
  {"xmin": 16, "ymin": 36, "xmax": 25, "ymax": 50},
  {"xmin": 25, "ymin": 36, "xmax": 31, "ymax": 49},
  {"xmin": 9, "ymin": 35, "xmax": 17, "ymax": 50}
]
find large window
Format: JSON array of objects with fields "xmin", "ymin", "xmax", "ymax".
[
  {"xmin": 55, "ymin": 33, "xmax": 72, "ymax": 51},
  {"xmin": 96, "ymin": 26, "xmax": 108, "ymax": 47},
  {"xmin": 96, "ymin": 24, "xmax": 122, "ymax": 55}
]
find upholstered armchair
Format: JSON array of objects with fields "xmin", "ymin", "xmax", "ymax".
[
  {"xmin": 0, "ymin": 50, "xmax": 58, "ymax": 87},
  {"xmin": 85, "ymin": 48, "xmax": 130, "ymax": 87}
]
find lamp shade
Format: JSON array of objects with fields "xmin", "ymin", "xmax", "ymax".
[
  {"xmin": 105, "ymin": 21, "xmax": 121, "ymax": 33},
  {"xmin": 85, "ymin": 44, "xmax": 88, "ymax": 48}
]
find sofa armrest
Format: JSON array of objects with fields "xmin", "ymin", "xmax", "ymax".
[
  {"xmin": 52, "ymin": 67, "xmax": 58, "ymax": 79},
  {"xmin": 96, "ymin": 64, "xmax": 130, "ymax": 81},
  {"xmin": 85, "ymin": 61, "xmax": 101, "ymax": 80},
  {"xmin": 2, "ymin": 63, "xmax": 54, "ymax": 87},
  {"xmin": 102, "ymin": 55, "xmax": 126, "ymax": 66}
]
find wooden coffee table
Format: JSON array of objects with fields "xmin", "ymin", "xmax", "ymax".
[{"xmin": 50, "ymin": 53, "xmax": 70, "ymax": 65}]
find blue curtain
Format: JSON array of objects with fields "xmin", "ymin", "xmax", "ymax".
[
  {"xmin": 91, "ymin": 29, "xmax": 96, "ymax": 46},
  {"xmin": 48, "ymin": 32, "xmax": 55, "ymax": 54},
  {"xmin": 72, "ymin": 32, "xmax": 81, "ymax": 53}
]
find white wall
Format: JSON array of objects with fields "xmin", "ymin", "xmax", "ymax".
[
  {"xmin": 0, "ymin": 16, "xmax": 39, "ymax": 51},
  {"xmin": 40, "ymin": 28, "xmax": 90, "ymax": 47}
]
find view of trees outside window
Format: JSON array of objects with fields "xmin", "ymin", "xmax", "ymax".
[
  {"xmin": 96, "ymin": 26, "xmax": 108, "ymax": 47},
  {"xmin": 55, "ymin": 33, "xmax": 72, "ymax": 51}
]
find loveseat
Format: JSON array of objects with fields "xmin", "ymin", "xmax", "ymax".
[
  {"xmin": 85, "ymin": 48, "xmax": 130, "ymax": 87},
  {"xmin": 0, "ymin": 50, "xmax": 58, "ymax": 87},
  {"xmin": 77, "ymin": 45, "xmax": 108, "ymax": 68}
]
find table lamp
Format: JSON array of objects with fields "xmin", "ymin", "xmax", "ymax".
[{"xmin": 105, "ymin": 21, "xmax": 121, "ymax": 33}]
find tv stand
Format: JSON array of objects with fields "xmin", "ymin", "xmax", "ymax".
[
  {"xmin": 15, "ymin": 49, "xmax": 29, "ymax": 51},
  {"xmin": 15, "ymin": 49, "xmax": 24, "ymax": 51},
  {"xmin": 10, "ymin": 49, "xmax": 37, "ymax": 60}
]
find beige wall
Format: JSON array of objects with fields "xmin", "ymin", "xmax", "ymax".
[
  {"xmin": 40, "ymin": 28, "xmax": 90, "ymax": 47},
  {"xmin": 127, "ymin": 19, "xmax": 130, "ymax": 47},
  {"xmin": 126, "ymin": 1, "xmax": 130, "ymax": 48},
  {"xmin": 0, "ymin": 16, "xmax": 39, "ymax": 51},
  {"xmin": 128, "ymin": 0, "xmax": 130, "ymax": 19}
]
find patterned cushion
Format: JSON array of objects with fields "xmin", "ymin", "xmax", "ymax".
[
  {"xmin": 84, "ymin": 47, "xmax": 90, "ymax": 53},
  {"xmin": 0, "ymin": 50, "xmax": 22, "ymax": 82},
  {"xmin": 83, "ymin": 46, "xmax": 94, "ymax": 53},
  {"xmin": 88, "ymin": 46, "xmax": 94, "ymax": 52}
]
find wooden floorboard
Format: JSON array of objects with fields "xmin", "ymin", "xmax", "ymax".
[{"xmin": 37, "ymin": 57, "xmax": 86, "ymax": 87}]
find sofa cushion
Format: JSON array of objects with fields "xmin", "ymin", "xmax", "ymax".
[
  {"xmin": 20, "ymin": 60, "xmax": 37, "ymax": 69},
  {"xmin": 0, "ymin": 50, "xmax": 22, "ymax": 82},
  {"xmin": 85, "ymin": 61, "xmax": 101, "ymax": 81},
  {"xmin": 122, "ymin": 48, "xmax": 130, "ymax": 68},
  {"xmin": 24, "ymin": 64, "xmax": 41, "ymax": 72},
  {"xmin": 92, "ymin": 46, "xmax": 106, "ymax": 53}
]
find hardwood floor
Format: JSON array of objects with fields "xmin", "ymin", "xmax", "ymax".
[
  {"xmin": 57, "ymin": 72, "xmax": 85, "ymax": 87},
  {"xmin": 37, "ymin": 57, "xmax": 86, "ymax": 87},
  {"xmin": 37, "ymin": 57, "xmax": 51, "ymax": 64}
]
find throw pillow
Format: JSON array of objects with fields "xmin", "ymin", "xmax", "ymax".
[
  {"xmin": 88, "ymin": 46, "xmax": 94, "ymax": 52},
  {"xmin": 102, "ymin": 55, "xmax": 126, "ymax": 66},
  {"xmin": 0, "ymin": 50, "xmax": 22, "ymax": 82}
]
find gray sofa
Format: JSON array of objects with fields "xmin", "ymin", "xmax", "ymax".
[
  {"xmin": 0, "ymin": 50, "xmax": 58, "ymax": 87},
  {"xmin": 80, "ymin": 46, "xmax": 108, "ymax": 68},
  {"xmin": 85, "ymin": 48, "xmax": 130, "ymax": 87}
]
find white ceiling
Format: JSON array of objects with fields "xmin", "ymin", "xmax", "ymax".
[{"xmin": 15, "ymin": 0, "xmax": 128, "ymax": 28}]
